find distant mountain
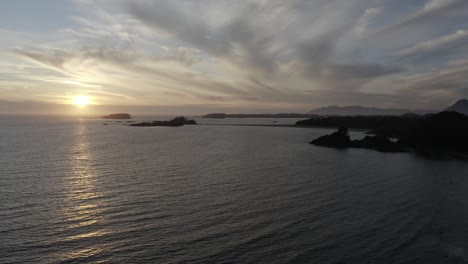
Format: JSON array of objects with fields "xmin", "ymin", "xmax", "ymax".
[
  {"xmin": 308, "ymin": 106, "xmax": 431, "ymax": 116},
  {"xmin": 444, "ymin": 99, "xmax": 468, "ymax": 115}
]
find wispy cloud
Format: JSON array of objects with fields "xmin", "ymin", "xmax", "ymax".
[
  {"xmin": 397, "ymin": 29, "xmax": 468, "ymax": 56},
  {"xmin": 1, "ymin": 0, "xmax": 467, "ymax": 113}
]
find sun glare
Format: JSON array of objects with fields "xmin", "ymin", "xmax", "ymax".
[{"xmin": 74, "ymin": 96, "xmax": 90, "ymax": 107}]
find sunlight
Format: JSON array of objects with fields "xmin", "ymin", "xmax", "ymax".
[{"xmin": 74, "ymin": 95, "xmax": 90, "ymax": 107}]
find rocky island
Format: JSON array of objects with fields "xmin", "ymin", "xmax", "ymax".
[
  {"xmin": 310, "ymin": 127, "xmax": 406, "ymax": 152},
  {"xmin": 130, "ymin": 116, "xmax": 197, "ymax": 127},
  {"xmin": 310, "ymin": 111, "xmax": 468, "ymax": 156},
  {"xmin": 102, "ymin": 113, "xmax": 132, "ymax": 119}
]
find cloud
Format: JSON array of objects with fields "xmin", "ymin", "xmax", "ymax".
[
  {"xmin": 399, "ymin": 59, "xmax": 468, "ymax": 93},
  {"xmin": 2, "ymin": 0, "xmax": 468, "ymax": 112},
  {"xmin": 397, "ymin": 29, "xmax": 468, "ymax": 57},
  {"xmin": 158, "ymin": 46, "xmax": 200, "ymax": 67},
  {"xmin": 374, "ymin": 0, "xmax": 468, "ymax": 39},
  {"xmin": 423, "ymin": 0, "xmax": 458, "ymax": 11},
  {"xmin": 354, "ymin": 8, "xmax": 382, "ymax": 36}
]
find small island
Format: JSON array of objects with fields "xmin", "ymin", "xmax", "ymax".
[
  {"xmin": 130, "ymin": 116, "xmax": 197, "ymax": 127},
  {"xmin": 102, "ymin": 113, "xmax": 132, "ymax": 119}
]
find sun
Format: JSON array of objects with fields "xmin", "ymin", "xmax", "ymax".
[{"xmin": 73, "ymin": 95, "xmax": 90, "ymax": 107}]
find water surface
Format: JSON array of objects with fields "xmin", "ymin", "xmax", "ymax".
[{"xmin": 1, "ymin": 116, "xmax": 467, "ymax": 263}]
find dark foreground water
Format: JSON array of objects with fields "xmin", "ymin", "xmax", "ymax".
[{"xmin": 1, "ymin": 116, "xmax": 468, "ymax": 264}]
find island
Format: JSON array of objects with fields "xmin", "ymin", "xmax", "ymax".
[
  {"xmin": 102, "ymin": 113, "xmax": 132, "ymax": 119},
  {"xmin": 130, "ymin": 116, "xmax": 197, "ymax": 127},
  {"xmin": 310, "ymin": 127, "xmax": 407, "ymax": 152},
  {"xmin": 309, "ymin": 111, "xmax": 468, "ymax": 156}
]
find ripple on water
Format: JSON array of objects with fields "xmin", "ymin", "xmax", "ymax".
[{"xmin": 1, "ymin": 118, "xmax": 468, "ymax": 264}]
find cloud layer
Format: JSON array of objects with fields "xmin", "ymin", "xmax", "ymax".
[{"xmin": 1, "ymin": 0, "xmax": 468, "ymax": 114}]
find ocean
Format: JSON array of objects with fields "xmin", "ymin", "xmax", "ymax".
[{"xmin": 1, "ymin": 116, "xmax": 467, "ymax": 263}]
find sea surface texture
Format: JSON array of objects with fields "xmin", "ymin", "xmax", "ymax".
[{"xmin": 1, "ymin": 116, "xmax": 468, "ymax": 264}]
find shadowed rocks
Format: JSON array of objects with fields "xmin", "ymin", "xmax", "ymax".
[
  {"xmin": 354, "ymin": 135, "xmax": 406, "ymax": 152},
  {"xmin": 310, "ymin": 127, "xmax": 406, "ymax": 152},
  {"xmin": 310, "ymin": 127, "xmax": 351, "ymax": 148},
  {"xmin": 310, "ymin": 111, "xmax": 468, "ymax": 156}
]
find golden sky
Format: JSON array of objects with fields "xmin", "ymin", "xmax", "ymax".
[{"xmin": 1, "ymin": 0, "xmax": 468, "ymax": 114}]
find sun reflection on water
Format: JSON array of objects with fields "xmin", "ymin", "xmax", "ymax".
[{"xmin": 55, "ymin": 120, "xmax": 112, "ymax": 261}]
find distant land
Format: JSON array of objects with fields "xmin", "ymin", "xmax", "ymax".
[
  {"xmin": 102, "ymin": 113, "xmax": 132, "ymax": 119},
  {"xmin": 296, "ymin": 99, "xmax": 468, "ymax": 134},
  {"xmin": 308, "ymin": 106, "xmax": 433, "ymax": 116},
  {"xmin": 203, "ymin": 113, "xmax": 319, "ymax": 119},
  {"xmin": 445, "ymin": 99, "xmax": 468, "ymax": 115},
  {"xmin": 202, "ymin": 99, "xmax": 468, "ymax": 118}
]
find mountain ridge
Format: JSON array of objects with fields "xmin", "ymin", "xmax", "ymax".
[{"xmin": 444, "ymin": 99, "xmax": 468, "ymax": 115}]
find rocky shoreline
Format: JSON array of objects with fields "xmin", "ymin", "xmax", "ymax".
[{"xmin": 310, "ymin": 111, "xmax": 468, "ymax": 156}]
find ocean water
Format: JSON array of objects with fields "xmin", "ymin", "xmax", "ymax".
[{"xmin": 1, "ymin": 116, "xmax": 468, "ymax": 264}]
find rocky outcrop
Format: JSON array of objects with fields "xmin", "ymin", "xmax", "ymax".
[
  {"xmin": 352, "ymin": 136, "xmax": 406, "ymax": 152},
  {"xmin": 310, "ymin": 127, "xmax": 406, "ymax": 152},
  {"xmin": 310, "ymin": 127, "xmax": 351, "ymax": 148}
]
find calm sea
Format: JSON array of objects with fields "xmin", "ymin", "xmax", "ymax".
[{"xmin": 1, "ymin": 116, "xmax": 467, "ymax": 264}]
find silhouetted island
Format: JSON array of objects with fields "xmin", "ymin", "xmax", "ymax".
[
  {"xmin": 310, "ymin": 127, "xmax": 406, "ymax": 152},
  {"xmin": 310, "ymin": 111, "xmax": 468, "ymax": 155},
  {"xmin": 130, "ymin": 116, "xmax": 197, "ymax": 127},
  {"xmin": 102, "ymin": 113, "xmax": 132, "ymax": 119}
]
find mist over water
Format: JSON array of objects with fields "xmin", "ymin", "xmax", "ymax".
[{"xmin": 1, "ymin": 116, "xmax": 468, "ymax": 263}]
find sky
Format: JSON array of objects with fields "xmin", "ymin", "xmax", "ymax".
[{"xmin": 1, "ymin": 0, "xmax": 468, "ymax": 115}]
